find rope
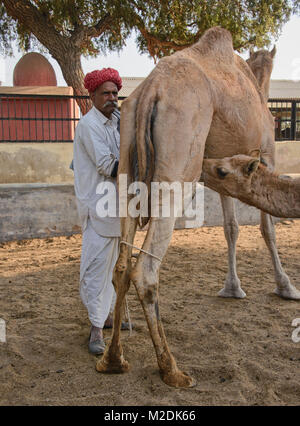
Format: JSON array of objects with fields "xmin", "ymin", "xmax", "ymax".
[
  {"xmin": 120, "ymin": 240, "xmax": 162, "ymax": 262},
  {"xmin": 125, "ymin": 296, "xmax": 133, "ymax": 337}
]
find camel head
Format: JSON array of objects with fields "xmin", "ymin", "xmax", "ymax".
[
  {"xmin": 246, "ymin": 46, "xmax": 276, "ymax": 97},
  {"xmin": 202, "ymin": 154, "xmax": 260, "ymax": 198}
]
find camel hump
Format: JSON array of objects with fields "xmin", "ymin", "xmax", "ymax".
[{"xmin": 193, "ymin": 26, "xmax": 234, "ymax": 62}]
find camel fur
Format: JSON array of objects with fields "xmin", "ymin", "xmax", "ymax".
[
  {"xmin": 203, "ymin": 154, "xmax": 300, "ymax": 219},
  {"xmin": 96, "ymin": 27, "xmax": 299, "ymax": 388},
  {"xmin": 202, "ymin": 44, "xmax": 296, "ymax": 300}
]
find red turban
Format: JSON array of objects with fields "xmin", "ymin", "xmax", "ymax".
[{"xmin": 84, "ymin": 68, "xmax": 122, "ymax": 92}]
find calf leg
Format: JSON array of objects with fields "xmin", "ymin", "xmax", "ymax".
[
  {"xmin": 218, "ymin": 195, "xmax": 246, "ymax": 298},
  {"xmin": 260, "ymin": 212, "xmax": 300, "ymax": 300}
]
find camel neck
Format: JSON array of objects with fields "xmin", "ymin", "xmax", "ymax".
[
  {"xmin": 261, "ymin": 80, "xmax": 270, "ymax": 103},
  {"xmin": 242, "ymin": 167, "xmax": 300, "ymax": 218}
]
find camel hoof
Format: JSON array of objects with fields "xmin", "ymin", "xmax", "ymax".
[
  {"xmin": 96, "ymin": 357, "xmax": 130, "ymax": 374},
  {"xmin": 218, "ymin": 287, "xmax": 246, "ymax": 299},
  {"xmin": 161, "ymin": 370, "xmax": 196, "ymax": 388},
  {"xmin": 274, "ymin": 286, "xmax": 300, "ymax": 301}
]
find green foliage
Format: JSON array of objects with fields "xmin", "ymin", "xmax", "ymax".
[
  {"xmin": 0, "ymin": 0, "xmax": 131, "ymax": 56},
  {"xmin": 131, "ymin": 0, "xmax": 297, "ymax": 60},
  {"xmin": 0, "ymin": 3, "xmax": 17, "ymax": 55},
  {"xmin": 0, "ymin": 0, "xmax": 298, "ymax": 61}
]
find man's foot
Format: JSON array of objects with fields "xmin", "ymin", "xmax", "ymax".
[
  {"xmin": 89, "ymin": 339, "xmax": 105, "ymax": 355},
  {"xmin": 88, "ymin": 326, "xmax": 105, "ymax": 355},
  {"xmin": 103, "ymin": 316, "xmax": 133, "ymax": 330}
]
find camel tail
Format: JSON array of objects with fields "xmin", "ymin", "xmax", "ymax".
[
  {"xmin": 136, "ymin": 92, "xmax": 157, "ymax": 185},
  {"xmin": 130, "ymin": 84, "xmax": 157, "ymax": 227}
]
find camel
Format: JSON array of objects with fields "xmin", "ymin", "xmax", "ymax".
[
  {"xmin": 203, "ymin": 45, "xmax": 300, "ymax": 301},
  {"xmin": 203, "ymin": 44, "xmax": 298, "ymax": 300},
  {"xmin": 202, "ymin": 154, "xmax": 300, "ymax": 219},
  {"xmin": 96, "ymin": 27, "xmax": 299, "ymax": 388}
]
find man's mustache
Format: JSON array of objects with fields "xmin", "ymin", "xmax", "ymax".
[{"xmin": 103, "ymin": 101, "xmax": 118, "ymax": 108}]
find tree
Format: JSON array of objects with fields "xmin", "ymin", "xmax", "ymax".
[
  {"xmin": 0, "ymin": 1, "xmax": 298, "ymax": 113},
  {"xmin": 0, "ymin": 0, "xmax": 133, "ymax": 113}
]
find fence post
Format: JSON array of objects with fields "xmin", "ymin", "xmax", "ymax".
[{"xmin": 291, "ymin": 100, "xmax": 297, "ymax": 140}]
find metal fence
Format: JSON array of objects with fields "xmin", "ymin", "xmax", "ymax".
[
  {"xmin": 0, "ymin": 93, "xmax": 85, "ymax": 142},
  {"xmin": 268, "ymin": 99, "xmax": 300, "ymax": 141},
  {"xmin": 0, "ymin": 93, "xmax": 299, "ymax": 142}
]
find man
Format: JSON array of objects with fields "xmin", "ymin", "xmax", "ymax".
[{"xmin": 73, "ymin": 67, "xmax": 127, "ymax": 355}]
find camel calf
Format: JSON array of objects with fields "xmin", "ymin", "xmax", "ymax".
[
  {"xmin": 203, "ymin": 154, "xmax": 300, "ymax": 219},
  {"xmin": 202, "ymin": 154, "xmax": 300, "ymax": 301}
]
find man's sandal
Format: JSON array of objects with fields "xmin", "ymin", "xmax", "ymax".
[
  {"xmin": 88, "ymin": 338, "xmax": 105, "ymax": 355},
  {"xmin": 103, "ymin": 321, "xmax": 133, "ymax": 330}
]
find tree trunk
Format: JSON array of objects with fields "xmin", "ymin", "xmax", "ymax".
[{"xmin": 53, "ymin": 49, "xmax": 92, "ymax": 116}]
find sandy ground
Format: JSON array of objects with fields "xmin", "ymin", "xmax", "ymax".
[{"xmin": 0, "ymin": 220, "xmax": 300, "ymax": 406}]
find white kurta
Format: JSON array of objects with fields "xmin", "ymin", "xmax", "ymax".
[
  {"xmin": 73, "ymin": 106, "xmax": 121, "ymax": 237},
  {"xmin": 73, "ymin": 106, "xmax": 121, "ymax": 328}
]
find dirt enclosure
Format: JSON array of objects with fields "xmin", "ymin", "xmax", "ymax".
[{"xmin": 0, "ymin": 221, "xmax": 300, "ymax": 406}]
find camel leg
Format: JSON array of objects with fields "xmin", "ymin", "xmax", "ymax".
[
  {"xmin": 260, "ymin": 212, "xmax": 300, "ymax": 300},
  {"xmin": 96, "ymin": 216, "xmax": 137, "ymax": 374},
  {"xmin": 130, "ymin": 216, "xmax": 196, "ymax": 388},
  {"xmin": 218, "ymin": 195, "xmax": 246, "ymax": 298}
]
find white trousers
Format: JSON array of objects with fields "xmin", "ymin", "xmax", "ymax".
[{"xmin": 79, "ymin": 219, "xmax": 119, "ymax": 328}]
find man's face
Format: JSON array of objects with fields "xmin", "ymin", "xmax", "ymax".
[{"xmin": 90, "ymin": 81, "xmax": 118, "ymax": 118}]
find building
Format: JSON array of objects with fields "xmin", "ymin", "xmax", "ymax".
[
  {"xmin": 0, "ymin": 53, "xmax": 79, "ymax": 142},
  {"xmin": 268, "ymin": 80, "xmax": 300, "ymax": 141}
]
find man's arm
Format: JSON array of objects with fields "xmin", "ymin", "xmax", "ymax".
[{"xmin": 82, "ymin": 124, "xmax": 118, "ymax": 177}]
